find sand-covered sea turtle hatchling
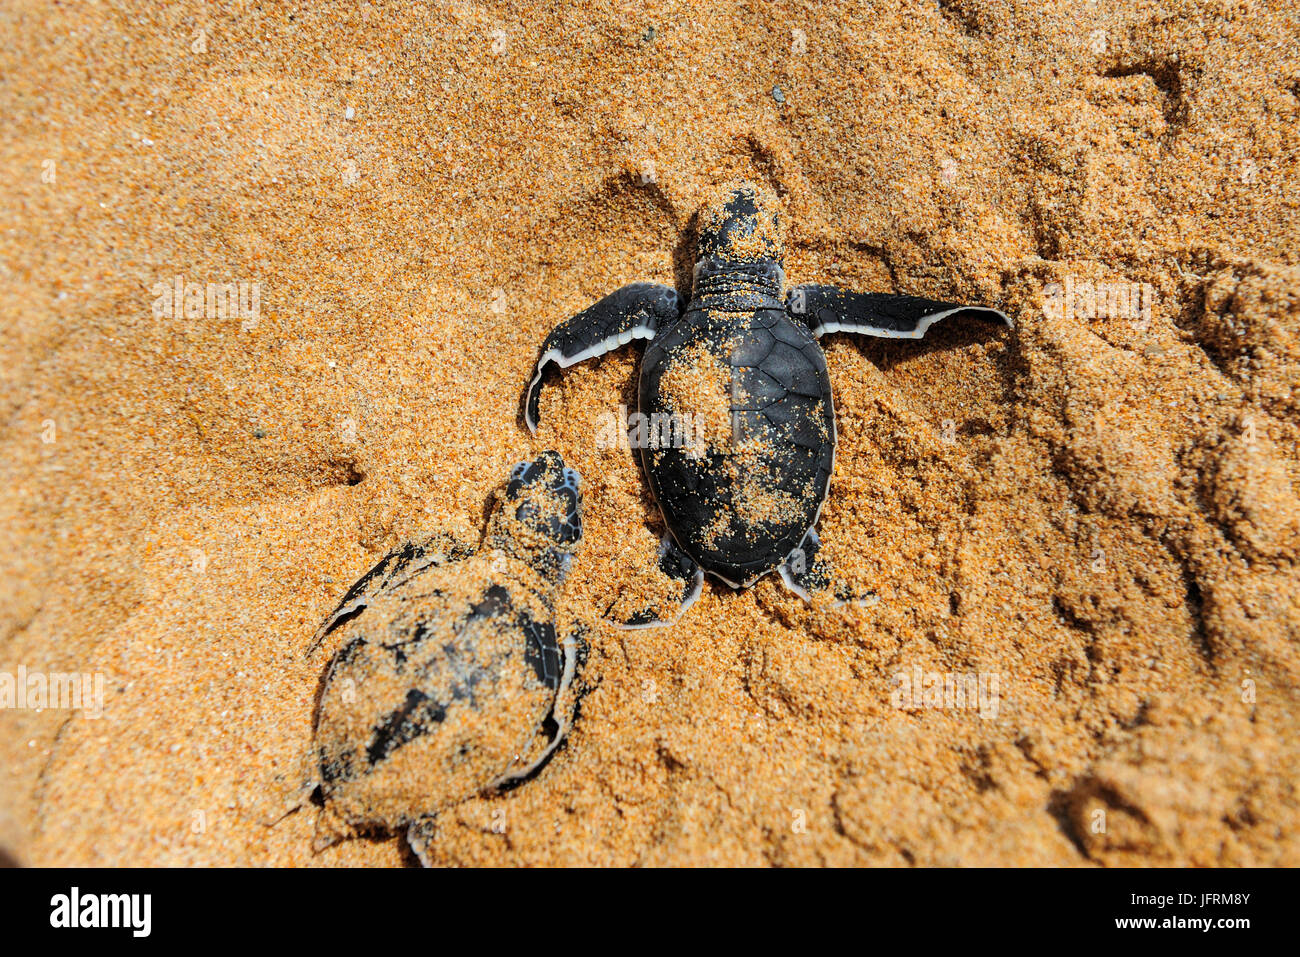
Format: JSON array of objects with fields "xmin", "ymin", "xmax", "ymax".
[
  {"xmin": 299, "ymin": 452, "xmax": 585, "ymax": 864},
  {"xmin": 523, "ymin": 182, "xmax": 1011, "ymax": 626}
]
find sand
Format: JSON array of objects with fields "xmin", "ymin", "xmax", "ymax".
[{"xmin": 1, "ymin": 0, "xmax": 1297, "ymax": 866}]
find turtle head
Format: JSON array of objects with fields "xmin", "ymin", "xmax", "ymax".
[
  {"xmin": 693, "ymin": 182, "xmax": 785, "ymax": 291},
  {"xmin": 489, "ymin": 451, "xmax": 583, "ymax": 582}
]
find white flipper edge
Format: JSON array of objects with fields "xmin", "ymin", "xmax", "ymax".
[
  {"xmin": 811, "ymin": 305, "xmax": 1011, "ymax": 340},
  {"xmin": 524, "ymin": 326, "xmax": 659, "ymax": 433},
  {"xmin": 611, "ymin": 565, "xmax": 704, "ymax": 630}
]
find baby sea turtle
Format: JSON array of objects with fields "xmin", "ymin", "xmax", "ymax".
[
  {"xmin": 523, "ymin": 182, "xmax": 1010, "ymax": 626},
  {"xmin": 301, "ymin": 451, "xmax": 584, "ymax": 864}
]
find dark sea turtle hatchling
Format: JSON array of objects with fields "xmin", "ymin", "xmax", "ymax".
[
  {"xmin": 299, "ymin": 452, "xmax": 584, "ymax": 864},
  {"xmin": 523, "ymin": 182, "xmax": 1011, "ymax": 626}
]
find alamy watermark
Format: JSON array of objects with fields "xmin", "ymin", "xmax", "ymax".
[
  {"xmin": 596, "ymin": 403, "xmax": 728, "ymax": 451},
  {"xmin": 891, "ymin": 666, "xmax": 1001, "ymax": 719},
  {"xmin": 1, "ymin": 666, "xmax": 105, "ymax": 719},
  {"xmin": 151, "ymin": 274, "xmax": 261, "ymax": 329},
  {"xmin": 1043, "ymin": 277, "xmax": 1154, "ymax": 330},
  {"xmin": 50, "ymin": 887, "xmax": 150, "ymax": 937}
]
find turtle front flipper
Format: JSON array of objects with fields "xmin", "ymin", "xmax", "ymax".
[
  {"xmin": 307, "ymin": 530, "xmax": 477, "ymax": 655},
  {"xmin": 787, "ymin": 284, "xmax": 1010, "ymax": 340},
  {"xmin": 777, "ymin": 528, "xmax": 877, "ymax": 608},
  {"xmin": 608, "ymin": 534, "xmax": 704, "ymax": 629},
  {"xmin": 524, "ymin": 282, "xmax": 680, "ymax": 432}
]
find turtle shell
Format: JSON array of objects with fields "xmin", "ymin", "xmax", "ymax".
[
  {"xmin": 314, "ymin": 556, "xmax": 566, "ymax": 831},
  {"xmin": 639, "ymin": 302, "xmax": 835, "ymax": 587}
]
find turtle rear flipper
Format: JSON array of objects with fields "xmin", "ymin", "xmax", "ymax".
[
  {"xmin": 608, "ymin": 535, "xmax": 704, "ymax": 629},
  {"xmin": 260, "ymin": 775, "xmax": 320, "ymax": 828},
  {"xmin": 524, "ymin": 282, "xmax": 680, "ymax": 432},
  {"xmin": 307, "ymin": 530, "xmax": 477, "ymax": 655},
  {"xmin": 777, "ymin": 528, "xmax": 877, "ymax": 608},
  {"xmin": 406, "ymin": 818, "xmax": 439, "ymax": 867},
  {"xmin": 311, "ymin": 803, "xmax": 355, "ymax": 854},
  {"xmin": 787, "ymin": 284, "xmax": 1010, "ymax": 340}
]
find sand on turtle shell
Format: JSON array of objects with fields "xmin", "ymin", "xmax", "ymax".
[{"xmin": 1, "ymin": 0, "xmax": 1298, "ymax": 866}]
